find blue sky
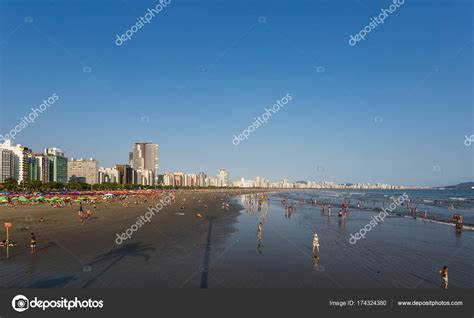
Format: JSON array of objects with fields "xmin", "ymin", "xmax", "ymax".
[{"xmin": 0, "ymin": 0, "xmax": 472, "ymax": 186}]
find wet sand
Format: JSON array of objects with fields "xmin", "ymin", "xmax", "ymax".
[
  {"xmin": 0, "ymin": 190, "xmax": 472, "ymax": 288},
  {"xmin": 210, "ymin": 194, "xmax": 474, "ymax": 288}
]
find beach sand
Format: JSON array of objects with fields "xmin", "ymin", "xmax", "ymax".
[{"xmin": 0, "ymin": 190, "xmax": 265, "ymax": 288}]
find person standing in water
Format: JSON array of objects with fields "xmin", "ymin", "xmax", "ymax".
[
  {"xmin": 439, "ymin": 266, "xmax": 448, "ymax": 289},
  {"xmin": 312, "ymin": 233, "xmax": 320, "ymax": 254}
]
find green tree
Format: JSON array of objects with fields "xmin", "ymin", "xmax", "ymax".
[
  {"xmin": 26, "ymin": 180, "xmax": 43, "ymax": 191},
  {"xmin": 3, "ymin": 178, "xmax": 18, "ymax": 191}
]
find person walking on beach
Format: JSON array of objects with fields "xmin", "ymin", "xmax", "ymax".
[
  {"xmin": 86, "ymin": 209, "xmax": 92, "ymax": 220},
  {"xmin": 312, "ymin": 233, "xmax": 320, "ymax": 254},
  {"xmin": 78, "ymin": 209, "xmax": 84, "ymax": 223},
  {"xmin": 439, "ymin": 266, "xmax": 448, "ymax": 289},
  {"xmin": 30, "ymin": 233, "xmax": 36, "ymax": 254}
]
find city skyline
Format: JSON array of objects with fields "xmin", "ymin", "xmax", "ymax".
[{"xmin": 0, "ymin": 138, "xmax": 459, "ymax": 188}]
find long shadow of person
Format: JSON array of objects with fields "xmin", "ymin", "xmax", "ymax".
[{"xmin": 200, "ymin": 217, "xmax": 214, "ymax": 289}]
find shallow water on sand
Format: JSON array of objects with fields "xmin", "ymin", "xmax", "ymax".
[{"xmin": 206, "ymin": 193, "xmax": 474, "ymax": 288}]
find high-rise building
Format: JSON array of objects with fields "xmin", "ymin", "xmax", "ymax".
[
  {"xmin": 45, "ymin": 147, "xmax": 68, "ymax": 184},
  {"xmin": 0, "ymin": 149, "xmax": 15, "ymax": 183},
  {"xmin": 116, "ymin": 164, "xmax": 133, "ymax": 185},
  {"xmin": 98, "ymin": 167, "xmax": 118, "ymax": 184},
  {"xmin": 129, "ymin": 142, "xmax": 159, "ymax": 185},
  {"xmin": 197, "ymin": 172, "xmax": 207, "ymax": 187},
  {"xmin": 173, "ymin": 172, "xmax": 183, "ymax": 187},
  {"xmin": 134, "ymin": 169, "xmax": 154, "ymax": 186},
  {"xmin": 217, "ymin": 169, "xmax": 230, "ymax": 187},
  {"xmin": 163, "ymin": 173, "xmax": 174, "ymax": 186},
  {"xmin": 0, "ymin": 140, "xmax": 27, "ymax": 183},
  {"xmin": 68, "ymin": 158, "xmax": 98, "ymax": 184},
  {"xmin": 21, "ymin": 147, "xmax": 32, "ymax": 183},
  {"xmin": 32, "ymin": 153, "xmax": 50, "ymax": 183}
]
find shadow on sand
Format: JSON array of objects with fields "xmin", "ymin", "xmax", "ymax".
[
  {"xmin": 200, "ymin": 217, "xmax": 214, "ymax": 289},
  {"xmin": 81, "ymin": 242, "xmax": 154, "ymax": 288},
  {"xmin": 29, "ymin": 275, "xmax": 77, "ymax": 288}
]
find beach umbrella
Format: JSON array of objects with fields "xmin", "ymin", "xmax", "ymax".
[
  {"xmin": 18, "ymin": 197, "xmax": 29, "ymax": 202},
  {"xmin": 0, "ymin": 196, "xmax": 8, "ymax": 203}
]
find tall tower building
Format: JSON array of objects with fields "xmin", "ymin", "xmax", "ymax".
[
  {"xmin": 45, "ymin": 147, "xmax": 68, "ymax": 184},
  {"xmin": 0, "ymin": 140, "xmax": 27, "ymax": 183},
  {"xmin": 0, "ymin": 149, "xmax": 15, "ymax": 183},
  {"xmin": 130, "ymin": 142, "xmax": 159, "ymax": 185},
  {"xmin": 217, "ymin": 169, "xmax": 230, "ymax": 187},
  {"xmin": 116, "ymin": 164, "xmax": 133, "ymax": 185}
]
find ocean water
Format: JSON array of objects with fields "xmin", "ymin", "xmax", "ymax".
[
  {"xmin": 274, "ymin": 189, "xmax": 474, "ymax": 224},
  {"xmin": 205, "ymin": 190, "xmax": 474, "ymax": 288}
]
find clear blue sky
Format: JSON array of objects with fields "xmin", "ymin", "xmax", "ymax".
[{"xmin": 0, "ymin": 0, "xmax": 472, "ymax": 186}]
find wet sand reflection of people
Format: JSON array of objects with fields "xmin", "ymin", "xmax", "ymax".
[
  {"xmin": 312, "ymin": 255, "xmax": 319, "ymax": 270},
  {"xmin": 338, "ymin": 217, "xmax": 346, "ymax": 230},
  {"xmin": 257, "ymin": 239, "xmax": 264, "ymax": 254}
]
